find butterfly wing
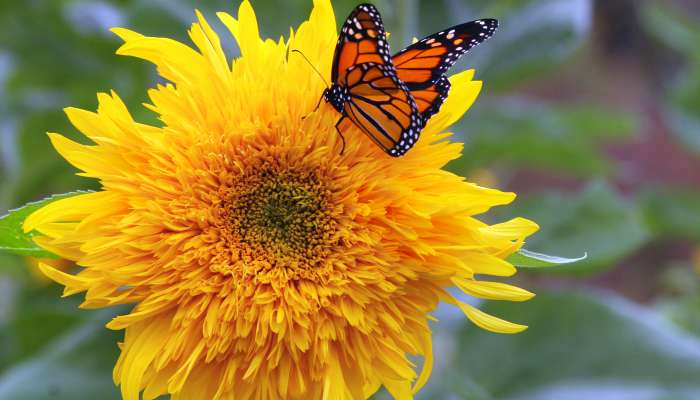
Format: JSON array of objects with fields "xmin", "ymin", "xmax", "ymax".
[
  {"xmin": 392, "ymin": 19, "xmax": 498, "ymax": 120},
  {"xmin": 332, "ymin": 4, "xmax": 392, "ymax": 83},
  {"xmin": 342, "ymin": 62, "xmax": 422, "ymax": 157},
  {"xmin": 393, "ymin": 19, "xmax": 498, "ymax": 88},
  {"xmin": 406, "ymin": 77, "xmax": 451, "ymax": 122}
]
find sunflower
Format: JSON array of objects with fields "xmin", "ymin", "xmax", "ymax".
[{"xmin": 23, "ymin": 1, "xmax": 539, "ymax": 399}]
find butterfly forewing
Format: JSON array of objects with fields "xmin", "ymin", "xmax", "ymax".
[
  {"xmin": 393, "ymin": 19, "xmax": 498, "ymax": 89},
  {"xmin": 332, "ymin": 4, "xmax": 392, "ymax": 83}
]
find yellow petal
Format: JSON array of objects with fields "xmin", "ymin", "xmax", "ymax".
[
  {"xmin": 31, "ymin": 222, "xmax": 77, "ymax": 238},
  {"xmin": 218, "ymin": 0, "xmax": 260, "ymax": 60},
  {"xmin": 411, "ymin": 331, "xmax": 433, "ymax": 394},
  {"xmin": 37, "ymin": 262, "xmax": 88, "ymax": 293},
  {"xmin": 116, "ymin": 317, "xmax": 172, "ymax": 400},
  {"xmin": 23, "ymin": 191, "xmax": 113, "ymax": 232},
  {"xmin": 107, "ymin": 301, "xmax": 174, "ymax": 330},
  {"xmin": 453, "ymin": 278, "xmax": 535, "ymax": 302},
  {"xmin": 462, "ymin": 252, "xmax": 516, "ymax": 276},
  {"xmin": 383, "ymin": 377, "xmax": 413, "ymax": 400},
  {"xmin": 290, "ymin": 0, "xmax": 337, "ymax": 80},
  {"xmin": 456, "ymin": 301, "xmax": 528, "ymax": 334},
  {"xmin": 48, "ymin": 133, "xmax": 129, "ymax": 178},
  {"xmin": 480, "ymin": 217, "xmax": 540, "ymax": 241},
  {"xmin": 32, "ymin": 236, "xmax": 84, "ymax": 261},
  {"xmin": 189, "ymin": 10, "xmax": 229, "ymax": 80},
  {"xmin": 116, "ymin": 36, "xmax": 202, "ymax": 85},
  {"xmin": 168, "ymin": 341, "xmax": 206, "ymax": 393},
  {"xmin": 110, "ymin": 27, "xmax": 144, "ymax": 42},
  {"xmin": 64, "ymin": 107, "xmax": 111, "ymax": 141}
]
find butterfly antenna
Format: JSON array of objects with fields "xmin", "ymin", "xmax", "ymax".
[{"xmin": 291, "ymin": 49, "xmax": 330, "ymax": 88}]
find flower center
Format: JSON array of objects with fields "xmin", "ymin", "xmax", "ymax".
[
  {"xmin": 221, "ymin": 166, "xmax": 337, "ymax": 281},
  {"xmin": 234, "ymin": 171, "xmax": 329, "ymax": 256}
]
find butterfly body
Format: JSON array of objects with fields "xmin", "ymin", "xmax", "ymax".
[
  {"xmin": 323, "ymin": 84, "xmax": 349, "ymax": 114},
  {"xmin": 322, "ymin": 3, "xmax": 498, "ymax": 157}
]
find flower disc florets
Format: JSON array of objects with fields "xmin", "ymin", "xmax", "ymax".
[{"xmin": 222, "ymin": 162, "xmax": 337, "ymax": 282}]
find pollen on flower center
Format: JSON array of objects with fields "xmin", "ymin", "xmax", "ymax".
[
  {"xmin": 230, "ymin": 169, "xmax": 331, "ymax": 255},
  {"xmin": 221, "ymin": 165, "xmax": 338, "ymax": 280}
]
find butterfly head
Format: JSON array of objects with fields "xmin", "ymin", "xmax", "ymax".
[{"xmin": 323, "ymin": 84, "xmax": 349, "ymax": 113}]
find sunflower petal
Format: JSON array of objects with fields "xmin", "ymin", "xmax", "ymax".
[{"xmin": 456, "ymin": 300, "xmax": 528, "ymax": 333}]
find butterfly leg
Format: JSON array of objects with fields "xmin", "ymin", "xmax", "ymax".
[
  {"xmin": 302, "ymin": 93, "xmax": 324, "ymax": 120},
  {"xmin": 334, "ymin": 117, "xmax": 346, "ymax": 156}
]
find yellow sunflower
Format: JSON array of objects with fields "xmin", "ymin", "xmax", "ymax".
[{"xmin": 24, "ymin": 1, "xmax": 539, "ymax": 399}]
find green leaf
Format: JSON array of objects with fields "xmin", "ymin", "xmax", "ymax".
[
  {"xmin": 421, "ymin": 291, "xmax": 700, "ymax": 399},
  {"xmin": 508, "ymin": 248, "xmax": 587, "ymax": 268},
  {"xmin": 493, "ymin": 181, "xmax": 650, "ymax": 274},
  {"xmin": 0, "ymin": 192, "xmax": 87, "ymax": 258}
]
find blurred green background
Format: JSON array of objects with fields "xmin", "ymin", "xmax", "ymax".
[{"xmin": 1, "ymin": 0, "xmax": 699, "ymax": 399}]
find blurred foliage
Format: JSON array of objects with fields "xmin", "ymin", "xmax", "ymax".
[
  {"xmin": 642, "ymin": 189, "xmax": 700, "ymax": 242},
  {"xmin": 1, "ymin": 0, "xmax": 699, "ymax": 399},
  {"xmin": 449, "ymin": 103, "xmax": 636, "ymax": 176},
  {"xmin": 0, "ymin": 302, "xmax": 121, "ymax": 399},
  {"xmin": 451, "ymin": 291, "xmax": 700, "ymax": 400},
  {"xmin": 642, "ymin": 2, "xmax": 700, "ymax": 155},
  {"xmin": 658, "ymin": 264, "xmax": 700, "ymax": 338}
]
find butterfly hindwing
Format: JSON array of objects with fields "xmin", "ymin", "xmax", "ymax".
[
  {"xmin": 332, "ymin": 4, "xmax": 391, "ymax": 83},
  {"xmin": 408, "ymin": 76, "xmax": 451, "ymax": 121},
  {"xmin": 393, "ymin": 19, "xmax": 498, "ymax": 90},
  {"xmin": 343, "ymin": 62, "xmax": 422, "ymax": 157}
]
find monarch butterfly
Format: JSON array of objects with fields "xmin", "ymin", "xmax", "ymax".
[{"xmin": 321, "ymin": 3, "xmax": 498, "ymax": 157}]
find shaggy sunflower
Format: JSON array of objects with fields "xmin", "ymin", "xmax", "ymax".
[{"xmin": 24, "ymin": 1, "xmax": 539, "ymax": 399}]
